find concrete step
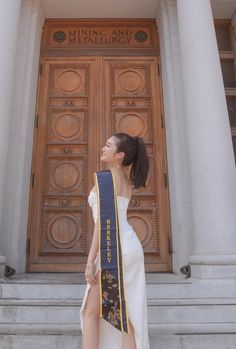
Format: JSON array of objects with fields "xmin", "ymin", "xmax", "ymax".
[
  {"xmin": 2, "ymin": 277, "xmax": 236, "ymax": 299},
  {"xmin": 0, "ymin": 335, "xmax": 81, "ymax": 349},
  {"xmin": 1, "ymin": 332, "xmax": 236, "ymax": 349},
  {"xmin": 0, "ymin": 322, "xmax": 236, "ymax": 335},
  {"xmin": 1, "ymin": 298, "xmax": 236, "ymax": 324}
]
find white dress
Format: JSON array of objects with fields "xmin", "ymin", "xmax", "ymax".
[{"xmin": 80, "ymin": 190, "xmax": 150, "ymax": 349}]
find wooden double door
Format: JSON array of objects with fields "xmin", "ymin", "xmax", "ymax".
[{"xmin": 27, "ymin": 55, "xmax": 172, "ymax": 272}]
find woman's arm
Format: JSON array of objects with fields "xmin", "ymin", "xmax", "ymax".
[
  {"xmin": 85, "ymin": 212, "xmax": 99, "ymax": 285},
  {"xmin": 87, "ymin": 217, "xmax": 99, "ymax": 264}
]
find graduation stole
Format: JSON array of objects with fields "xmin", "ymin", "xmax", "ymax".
[{"xmin": 93, "ymin": 169, "xmax": 130, "ymax": 333}]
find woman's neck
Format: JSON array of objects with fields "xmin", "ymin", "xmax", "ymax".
[
  {"xmin": 107, "ymin": 164, "xmax": 131, "ymax": 182},
  {"xmin": 108, "ymin": 164, "xmax": 125, "ymax": 176}
]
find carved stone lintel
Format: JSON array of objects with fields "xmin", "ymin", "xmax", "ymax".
[{"xmin": 41, "ymin": 20, "xmax": 159, "ymax": 53}]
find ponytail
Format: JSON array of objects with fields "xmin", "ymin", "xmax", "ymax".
[
  {"xmin": 130, "ymin": 136, "xmax": 149, "ymax": 189},
  {"xmin": 113, "ymin": 133, "xmax": 149, "ymax": 189}
]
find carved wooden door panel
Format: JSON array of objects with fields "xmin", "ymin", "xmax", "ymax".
[
  {"xmin": 27, "ymin": 56, "xmax": 172, "ymax": 272},
  {"xmin": 102, "ymin": 57, "xmax": 171, "ymax": 271},
  {"xmin": 27, "ymin": 57, "xmax": 99, "ymax": 272}
]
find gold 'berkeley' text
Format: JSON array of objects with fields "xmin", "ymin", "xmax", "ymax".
[{"xmin": 106, "ymin": 218, "xmax": 112, "ymax": 263}]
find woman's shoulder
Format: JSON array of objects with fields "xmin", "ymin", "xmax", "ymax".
[
  {"xmin": 91, "ymin": 184, "xmax": 96, "ymax": 192},
  {"xmin": 88, "ymin": 185, "xmax": 97, "ymax": 200},
  {"xmin": 90, "ymin": 172, "xmax": 133, "ymax": 196},
  {"xmin": 88, "ymin": 185, "xmax": 97, "ymax": 208}
]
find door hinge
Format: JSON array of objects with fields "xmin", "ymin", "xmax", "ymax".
[
  {"xmin": 161, "ymin": 113, "xmax": 164, "ymax": 128},
  {"xmin": 32, "ymin": 173, "xmax": 35, "ymax": 187},
  {"xmin": 168, "ymin": 236, "xmax": 173, "ymax": 254},
  {"xmin": 41, "ymin": 22, "xmax": 45, "ymax": 34},
  {"xmin": 26, "ymin": 237, "xmax": 31, "ymax": 254},
  {"xmin": 158, "ymin": 63, "xmax": 161, "ymax": 75},
  {"xmin": 35, "ymin": 114, "xmax": 39, "ymax": 128},
  {"xmin": 164, "ymin": 172, "xmax": 168, "ymax": 188},
  {"xmin": 39, "ymin": 63, "xmax": 43, "ymax": 75}
]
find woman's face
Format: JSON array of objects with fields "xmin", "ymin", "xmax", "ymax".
[{"xmin": 100, "ymin": 136, "xmax": 124, "ymax": 165}]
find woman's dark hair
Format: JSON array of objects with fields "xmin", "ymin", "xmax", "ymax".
[{"xmin": 113, "ymin": 132, "xmax": 149, "ymax": 189}]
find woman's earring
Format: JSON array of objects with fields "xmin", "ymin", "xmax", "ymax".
[{"xmin": 116, "ymin": 162, "xmax": 120, "ymax": 168}]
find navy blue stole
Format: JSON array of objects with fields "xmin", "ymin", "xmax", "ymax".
[{"xmin": 93, "ymin": 169, "xmax": 130, "ymax": 333}]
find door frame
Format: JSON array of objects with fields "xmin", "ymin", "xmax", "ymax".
[{"xmin": 26, "ymin": 19, "xmax": 172, "ymax": 273}]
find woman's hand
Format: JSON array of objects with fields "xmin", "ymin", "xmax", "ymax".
[{"xmin": 85, "ymin": 261, "xmax": 98, "ymax": 286}]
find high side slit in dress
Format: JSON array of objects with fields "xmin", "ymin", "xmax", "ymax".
[{"xmin": 80, "ymin": 190, "xmax": 150, "ymax": 349}]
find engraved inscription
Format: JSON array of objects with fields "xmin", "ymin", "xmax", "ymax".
[
  {"xmin": 69, "ymin": 29, "xmax": 133, "ymax": 45},
  {"xmin": 41, "ymin": 20, "xmax": 159, "ymax": 53}
]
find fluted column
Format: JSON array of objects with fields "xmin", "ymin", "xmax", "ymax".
[
  {"xmin": 177, "ymin": 0, "xmax": 236, "ymax": 278},
  {"xmin": 0, "ymin": 0, "xmax": 22, "ymax": 277}
]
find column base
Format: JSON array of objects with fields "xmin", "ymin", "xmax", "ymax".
[
  {"xmin": 0, "ymin": 252, "xmax": 7, "ymax": 279},
  {"xmin": 189, "ymin": 254, "xmax": 236, "ymax": 279}
]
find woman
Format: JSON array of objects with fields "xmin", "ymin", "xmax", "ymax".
[{"xmin": 80, "ymin": 132, "xmax": 150, "ymax": 349}]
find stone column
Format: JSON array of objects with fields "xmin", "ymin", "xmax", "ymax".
[
  {"xmin": 0, "ymin": 0, "xmax": 22, "ymax": 276},
  {"xmin": 176, "ymin": 0, "xmax": 236, "ymax": 278}
]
